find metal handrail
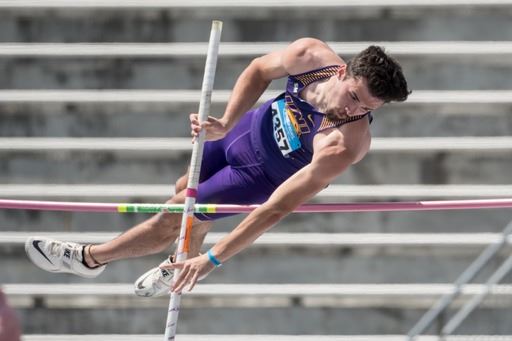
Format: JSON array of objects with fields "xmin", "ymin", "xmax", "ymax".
[{"xmin": 407, "ymin": 219, "xmax": 512, "ymax": 339}]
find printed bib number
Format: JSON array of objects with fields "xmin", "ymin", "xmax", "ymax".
[{"xmin": 271, "ymin": 99, "xmax": 301, "ymax": 156}]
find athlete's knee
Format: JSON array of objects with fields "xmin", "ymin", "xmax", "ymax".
[
  {"xmin": 148, "ymin": 187, "xmax": 187, "ymax": 238},
  {"xmin": 175, "ymin": 172, "xmax": 188, "ymax": 194},
  {"xmin": 191, "ymin": 220, "xmax": 212, "ymax": 237},
  {"xmin": 149, "ymin": 210, "xmax": 180, "ymax": 239},
  {"xmin": 167, "ymin": 183, "xmax": 187, "ymax": 206}
]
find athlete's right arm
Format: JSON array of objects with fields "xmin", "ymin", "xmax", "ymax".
[{"xmin": 191, "ymin": 37, "xmax": 340, "ymax": 141}]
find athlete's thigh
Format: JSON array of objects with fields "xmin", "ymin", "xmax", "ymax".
[
  {"xmin": 199, "ymin": 110, "xmax": 256, "ymax": 181},
  {"xmin": 199, "ymin": 139, "xmax": 229, "ymax": 182},
  {"xmin": 195, "ymin": 164, "xmax": 275, "ymax": 221}
]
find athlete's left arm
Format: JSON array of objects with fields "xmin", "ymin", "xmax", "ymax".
[{"xmin": 164, "ymin": 129, "xmax": 367, "ymax": 293}]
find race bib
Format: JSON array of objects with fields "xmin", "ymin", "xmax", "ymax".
[{"xmin": 271, "ymin": 99, "xmax": 301, "ymax": 157}]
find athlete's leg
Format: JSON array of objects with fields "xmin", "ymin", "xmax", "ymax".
[
  {"xmin": 83, "ymin": 126, "xmax": 238, "ymax": 267},
  {"xmin": 26, "ymin": 110, "xmax": 257, "ymax": 279},
  {"xmin": 25, "ymin": 172, "xmax": 212, "ymax": 279},
  {"xmin": 134, "ymin": 160, "xmax": 276, "ymax": 297},
  {"xmin": 86, "ymin": 175, "xmax": 212, "ymax": 266}
]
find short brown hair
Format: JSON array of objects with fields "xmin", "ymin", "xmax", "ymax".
[{"xmin": 346, "ymin": 45, "xmax": 410, "ymax": 103}]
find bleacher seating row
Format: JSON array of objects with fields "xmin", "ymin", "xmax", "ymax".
[
  {"xmin": 1, "ymin": 41, "xmax": 512, "ymax": 56},
  {"xmin": 3, "ymin": 231, "xmax": 511, "ymax": 247},
  {"xmin": 21, "ymin": 335, "xmax": 512, "ymax": 341},
  {"xmin": 6, "ymin": 283, "xmax": 512, "ymax": 309},
  {"xmin": 1, "ymin": 0, "xmax": 512, "ymax": 8}
]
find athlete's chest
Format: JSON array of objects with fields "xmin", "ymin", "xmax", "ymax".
[{"xmin": 270, "ymin": 94, "xmax": 322, "ymax": 157}]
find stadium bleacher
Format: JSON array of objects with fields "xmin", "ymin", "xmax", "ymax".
[{"xmin": 0, "ymin": 0, "xmax": 511, "ymax": 338}]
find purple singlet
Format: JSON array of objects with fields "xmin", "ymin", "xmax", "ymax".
[{"xmin": 195, "ymin": 65, "xmax": 372, "ymax": 220}]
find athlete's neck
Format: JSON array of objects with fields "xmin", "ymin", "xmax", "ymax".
[{"xmin": 299, "ymin": 76, "xmax": 335, "ymax": 113}]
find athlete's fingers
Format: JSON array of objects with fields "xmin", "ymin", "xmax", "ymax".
[
  {"xmin": 187, "ymin": 271, "xmax": 200, "ymax": 292},
  {"xmin": 201, "ymin": 121, "xmax": 212, "ymax": 128},
  {"xmin": 191, "ymin": 114, "xmax": 218, "ymax": 126},
  {"xmin": 190, "ymin": 114, "xmax": 201, "ymax": 131},
  {"xmin": 173, "ymin": 267, "xmax": 196, "ymax": 293},
  {"xmin": 170, "ymin": 268, "xmax": 188, "ymax": 292},
  {"xmin": 191, "ymin": 126, "xmax": 201, "ymax": 141},
  {"xmin": 160, "ymin": 261, "xmax": 184, "ymax": 270},
  {"xmin": 172, "ymin": 264, "xmax": 194, "ymax": 293}
]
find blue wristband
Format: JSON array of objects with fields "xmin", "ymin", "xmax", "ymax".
[{"xmin": 207, "ymin": 249, "xmax": 222, "ymax": 267}]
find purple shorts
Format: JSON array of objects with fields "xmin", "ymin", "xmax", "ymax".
[{"xmin": 195, "ymin": 110, "xmax": 277, "ymax": 221}]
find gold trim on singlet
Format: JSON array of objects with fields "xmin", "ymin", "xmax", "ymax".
[
  {"xmin": 293, "ymin": 65, "xmax": 341, "ymax": 87},
  {"xmin": 318, "ymin": 113, "xmax": 369, "ymax": 132}
]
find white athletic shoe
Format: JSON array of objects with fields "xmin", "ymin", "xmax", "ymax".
[
  {"xmin": 25, "ymin": 237, "xmax": 106, "ymax": 278},
  {"xmin": 134, "ymin": 257, "xmax": 174, "ymax": 297}
]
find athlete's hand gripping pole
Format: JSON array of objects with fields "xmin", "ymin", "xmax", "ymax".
[{"xmin": 163, "ymin": 20, "xmax": 223, "ymax": 340}]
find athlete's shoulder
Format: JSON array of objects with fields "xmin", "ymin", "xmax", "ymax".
[
  {"xmin": 313, "ymin": 118, "xmax": 371, "ymax": 165},
  {"xmin": 340, "ymin": 119, "xmax": 371, "ymax": 164},
  {"xmin": 282, "ymin": 38, "xmax": 344, "ymax": 76}
]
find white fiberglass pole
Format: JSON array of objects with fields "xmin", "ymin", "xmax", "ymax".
[{"xmin": 163, "ymin": 20, "xmax": 222, "ymax": 340}]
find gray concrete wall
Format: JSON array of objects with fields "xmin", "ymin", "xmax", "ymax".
[
  {"xmin": 2, "ymin": 102, "xmax": 512, "ymax": 138},
  {"xmin": 1, "ymin": 7, "xmax": 512, "ymax": 42},
  {"xmin": 15, "ymin": 305, "xmax": 512, "ymax": 335},
  {"xmin": 1, "ymin": 56, "xmax": 512, "ymax": 90}
]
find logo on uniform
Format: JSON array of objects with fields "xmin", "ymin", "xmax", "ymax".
[{"xmin": 272, "ymin": 99, "xmax": 301, "ymax": 157}]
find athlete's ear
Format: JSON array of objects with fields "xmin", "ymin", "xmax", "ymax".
[{"xmin": 337, "ymin": 64, "xmax": 347, "ymax": 80}]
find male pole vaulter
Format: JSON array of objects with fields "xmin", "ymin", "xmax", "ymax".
[{"xmin": 26, "ymin": 38, "xmax": 410, "ymax": 295}]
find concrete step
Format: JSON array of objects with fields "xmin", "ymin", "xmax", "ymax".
[
  {"xmin": 1, "ymin": 42, "xmax": 511, "ymax": 90},
  {"xmin": 3, "ymin": 0, "xmax": 512, "ymax": 9},
  {"xmin": 7, "ymin": 283, "xmax": 512, "ymax": 334},
  {"xmin": 2, "ymin": 41, "xmax": 512, "ymax": 57},
  {"xmin": 0, "ymin": 89, "xmax": 510, "ymax": 103},
  {"xmin": 2, "ymin": 232, "xmax": 512, "ymax": 284},
  {"xmin": 6, "ymin": 283, "xmax": 512, "ymax": 308},
  {"xmin": 14, "ymin": 303, "xmax": 512, "ymax": 334},
  {"xmin": 2, "ymin": 136, "xmax": 511, "ymax": 151},
  {"xmin": 1, "ymin": 90, "xmax": 510, "ymax": 139},
  {"xmin": 0, "ymin": 2, "xmax": 511, "ymax": 42},
  {"xmin": 13, "ymin": 305, "xmax": 512, "ymax": 335},
  {"xmin": 1, "ymin": 101, "xmax": 511, "ymax": 138},
  {"xmin": 1, "ymin": 137, "xmax": 511, "ymax": 184},
  {"xmin": 20, "ymin": 336, "xmax": 512, "ymax": 341},
  {"xmin": 4, "ymin": 231, "xmax": 512, "ymax": 247},
  {"xmin": 1, "ymin": 184, "xmax": 512, "ymax": 200},
  {"xmin": 2, "ymin": 203, "xmax": 510, "ymax": 235},
  {"xmin": 15, "ymin": 290, "xmax": 512, "ymax": 336}
]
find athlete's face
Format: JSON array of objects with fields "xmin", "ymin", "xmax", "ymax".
[{"xmin": 325, "ymin": 65, "xmax": 384, "ymax": 121}]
